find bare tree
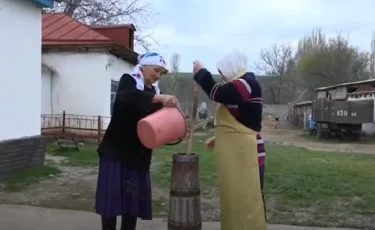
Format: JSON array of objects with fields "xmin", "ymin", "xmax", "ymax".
[
  {"xmin": 159, "ymin": 53, "xmax": 180, "ymax": 94},
  {"xmin": 370, "ymin": 31, "xmax": 375, "ymax": 79},
  {"xmin": 169, "ymin": 53, "xmax": 180, "ymax": 94},
  {"xmin": 45, "ymin": 0, "xmax": 157, "ymax": 50},
  {"xmin": 255, "ymin": 44, "xmax": 296, "ymax": 104}
]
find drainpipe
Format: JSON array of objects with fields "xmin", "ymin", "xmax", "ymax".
[{"xmin": 50, "ymin": 71, "xmax": 54, "ymax": 113}]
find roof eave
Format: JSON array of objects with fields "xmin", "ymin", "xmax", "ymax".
[
  {"xmin": 29, "ymin": 0, "xmax": 55, "ymax": 8},
  {"xmin": 314, "ymin": 79, "xmax": 375, "ymax": 91},
  {"xmin": 90, "ymin": 24, "xmax": 137, "ymax": 31},
  {"xmin": 42, "ymin": 40, "xmax": 113, "ymax": 45},
  {"xmin": 42, "ymin": 43, "xmax": 138, "ymax": 65},
  {"xmin": 109, "ymin": 44, "xmax": 138, "ymax": 65}
]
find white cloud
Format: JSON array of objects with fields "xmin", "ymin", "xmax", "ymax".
[{"xmin": 149, "ymin": 25, "xmax": 226, "ymax": 47}]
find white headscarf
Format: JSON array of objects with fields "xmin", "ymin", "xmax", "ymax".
[
  {"xmin": 198, "ymin": 102, "xmax": 207, "ymax": 113},
  {"xmin": 130, "ymin": 52, "xmax": 168, "ymax": 94},
  {"xmin": 216, "ymin": 49, "xmax": 248, "ymax": 81}
]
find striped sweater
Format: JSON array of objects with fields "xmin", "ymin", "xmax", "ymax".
[
  {"xmin": 194, "ymin": 69, "xmax": 266, "ymax": 166},
  {"xmin": 256, "ymin": 133, "xmax": 266, "ymax": 166}
]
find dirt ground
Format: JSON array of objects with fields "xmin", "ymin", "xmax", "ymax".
[
  {"xmin": 0, "ymin": 157, "xmax": 221, "ymax": 221},
  {"xmin": 1, "ymin": 124, "xmax": 375, "ymax": 223},
  {"xmin": 261, "ymin": 122, "xmax": 375, "ymax": 154}
]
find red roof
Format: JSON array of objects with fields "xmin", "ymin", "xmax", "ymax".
[
  {"xmin": 91, "ymin": 25, "xmax": 135, "ymax": 50},
  {"xmin": 91, "ymin": 24, "xmax": 136, "ymax": 31},
  {"xmin": 42, "ymin": 13, "xmax": 137, "ymax": 63}
]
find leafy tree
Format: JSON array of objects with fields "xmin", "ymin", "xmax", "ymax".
[{"xmin": 296, "ymin": 29, "xmax": 371, "ymax": 89}]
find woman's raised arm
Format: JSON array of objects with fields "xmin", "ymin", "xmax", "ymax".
[{"xmin": 194, "ymin": 68, "xmax": 251, "ymax": 105}]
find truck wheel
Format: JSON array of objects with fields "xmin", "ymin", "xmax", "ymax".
[
  {"xmin": 351, "ymin": 133, "xmax": 360, "ymax": 141},
  {"xmin": 317, "ymin": 128, "xmax": 323, "ymax": 139},
  {"xmin": 338, "ymin": 132, "xmax": 344, "ymax": 141}
]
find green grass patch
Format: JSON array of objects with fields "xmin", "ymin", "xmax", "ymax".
[
  {"xmin": 152, "ymin": 135, "xmax": 375, "ymax": 228},
  {"xmin": 152, "ymin": 197, "xmax": 168, "ymax": 215},
  {"xmin": 2, "ymin": 165, "xmax": 61, "ymax": 192},
  {"xmin": 48, "ymin": 144, "xmax": 98, "ymax": 167},
  {"xmin": 153, "ymin": 137, "xmax": 216, "ymax": 188},
  {"xmin": 46, "ymin": 135, "xmax": 375, "ymax": 227},
  {"xmin": 265, "ymin": 144, "xmax": 375, "ymax": 201}
]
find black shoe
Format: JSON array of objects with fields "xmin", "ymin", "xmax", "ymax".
[
  {"xmin": 120, "ymin": 215, "xmax": 137, "ymax": 230},
  {"xmin": 101, "ymin": 216, "xmax": 117, "ymax": 230}
]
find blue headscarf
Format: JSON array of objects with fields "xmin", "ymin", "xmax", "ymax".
[{"xmin": 130, "ymin": 52, "xmax": 168, "ymax": 94}]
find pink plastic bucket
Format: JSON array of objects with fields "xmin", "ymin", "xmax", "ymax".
[{"xmin": 137, "ymin": 107, "xmax": 187, "ymax": 149}]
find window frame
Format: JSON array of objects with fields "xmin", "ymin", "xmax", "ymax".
[{"xmin": 110, "ymin": 80, "xmax": 119, "ymax": 115}]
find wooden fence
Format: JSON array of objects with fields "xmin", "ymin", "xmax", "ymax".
[
  {"xmin": 287, "ymin": 101, "xmax": 312, "ymax": 130},
  {"xmin": 41, "ymin": 111, "xmax": 111, "ymax": 145}
]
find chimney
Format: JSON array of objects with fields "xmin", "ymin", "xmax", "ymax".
[{"xmin": 91, "ymin": 24, "xmax": 136, "ymax": 50}]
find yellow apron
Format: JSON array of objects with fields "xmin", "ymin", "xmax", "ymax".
[{"xmin": 214, "ymin": 104, "xmax": 267, "ymax": 230}]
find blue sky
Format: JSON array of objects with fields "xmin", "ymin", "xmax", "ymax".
[{"xmin": 136, "ymin": 0, "xmax": 375, "ymax": 73}]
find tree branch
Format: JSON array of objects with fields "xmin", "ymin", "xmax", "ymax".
[{"xmin": 48, "ymin": 0, "xmax": 157, "ymax": 50}]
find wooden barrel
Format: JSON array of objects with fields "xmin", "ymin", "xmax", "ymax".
[{"xmin": 168, "ymin": 153, "xmax": 202, "ymax": 230}]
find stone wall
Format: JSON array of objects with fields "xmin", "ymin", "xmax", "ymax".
[
  {"xmin": 263, "ymin": 104, "xmax": 289, "ymax": 120},
  {"xmin": 0, "ymin": 136, "xmax": 45, "ymax": 179}
]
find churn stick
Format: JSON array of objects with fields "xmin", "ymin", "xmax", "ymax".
[{"xmin": 186, "ymin": 82, "xmax": 199, "ymax": 155}]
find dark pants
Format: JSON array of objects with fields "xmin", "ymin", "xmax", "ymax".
[
  {"xmin": 259, "ymin": 165, "xmax": 265, "ymax": 191},
  {"xmin": 101, "ymin": 215, "xmax": 137, "ymax": 230},
  {"xmin": 259, "ymin": 165, "xmax": 266, "ymax": 220}
]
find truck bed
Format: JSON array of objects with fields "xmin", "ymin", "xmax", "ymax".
[{"xmin": 312, "ymin": 98, "xmax": 374, "ymax": 124}]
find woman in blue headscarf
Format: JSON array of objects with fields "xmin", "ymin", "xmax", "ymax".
[{"xmin": 95, "ymin": 53, "xmax": 178, "ymax": 230}]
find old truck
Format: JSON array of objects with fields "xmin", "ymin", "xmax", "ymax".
[{"xmin": 311, "ymin": 98, "xmax": 374, "ymax": 140}]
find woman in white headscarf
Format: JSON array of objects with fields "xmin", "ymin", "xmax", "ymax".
[
  {"xmin": 193, "ymin": 50, "xmax": 267, "ymax": 230},
  {"xmin": 96, "ymin": 52, "xmax": 178, "ymax": 230}
]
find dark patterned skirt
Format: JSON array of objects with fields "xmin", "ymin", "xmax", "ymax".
[
  {"xmin": 95, "ymin": 157, "xmax": 152, "ymax": 219},
  {"xmin": 259, "ymin": 165, "xmax": 265, "ymax": 191},
  {"xmin": 259, "ymin": 164, "xmax": 266, "ymax": 219}
]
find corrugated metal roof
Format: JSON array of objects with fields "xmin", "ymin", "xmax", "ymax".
[
  {"xmin": 42, "ymin": 13, "xmax": 113, "ymax": 45},
  {"xmin": 295, "ymin": 100, "xmax": 312, "ymax": 106},
  {"xmin": 92, "ymin": 26, "xmax": 134, "ymax": 50},
  {"xmin": 42, "ymin": 13, "xmax": 138, "ymax": 64},
  {"xmin": 314, "ymin": 79, "xmax": 375, "ymax": 91}
]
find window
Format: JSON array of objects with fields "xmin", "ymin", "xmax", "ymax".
[{"xmin": 111, "ymin": 80, "xmax": 119, "ymax": 115}]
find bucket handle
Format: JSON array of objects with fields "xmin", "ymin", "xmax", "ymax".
[
  {"xmin": 165, "ymin": 138, "xmax": 183, "ymax": 146},
  {"xmin": 163, "ymin": 105, "xmax": 188, "ymax": 134}
]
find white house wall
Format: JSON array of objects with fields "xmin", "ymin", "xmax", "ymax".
[
  {"xmin": 42, "ymin": 52, "xmax": 134, "ymax": 116},
  {"xmin": 43, "ymin": 52, "xmax": 110, "ymax": 116},
  {"xmin": 103, "ymin": 54, "xmax": 134, "ymax": 129},
  {"xmin": 41, "ymin": 69, "xmax": 53, "ymax": 114},
  {"xmin": 106, "ymin": 53, "xmax": 134, "ymax": 82},
  {"xmin": 0, "ymin": 0, "xmax": 42, "ymax": 140}
]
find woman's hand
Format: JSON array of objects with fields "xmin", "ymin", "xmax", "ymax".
[
  {"xmin": 193, "ymin": 61, "xmax": 204, "ymax": 75},
  {"xmin": 205, "ymin": 136, "xmax": 215, "ymax": 151},
  {"xmin": 153, "ymin": 94, "xmax": 179, "ymax": 107},
  {"xmin": 163, "ymin": 95, "xmax": 179, "ymax": 107}
]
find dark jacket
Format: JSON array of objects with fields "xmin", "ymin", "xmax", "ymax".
[{"xmin": 98, "ymin": 74, "xmax": 163, "ymax": 172}]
